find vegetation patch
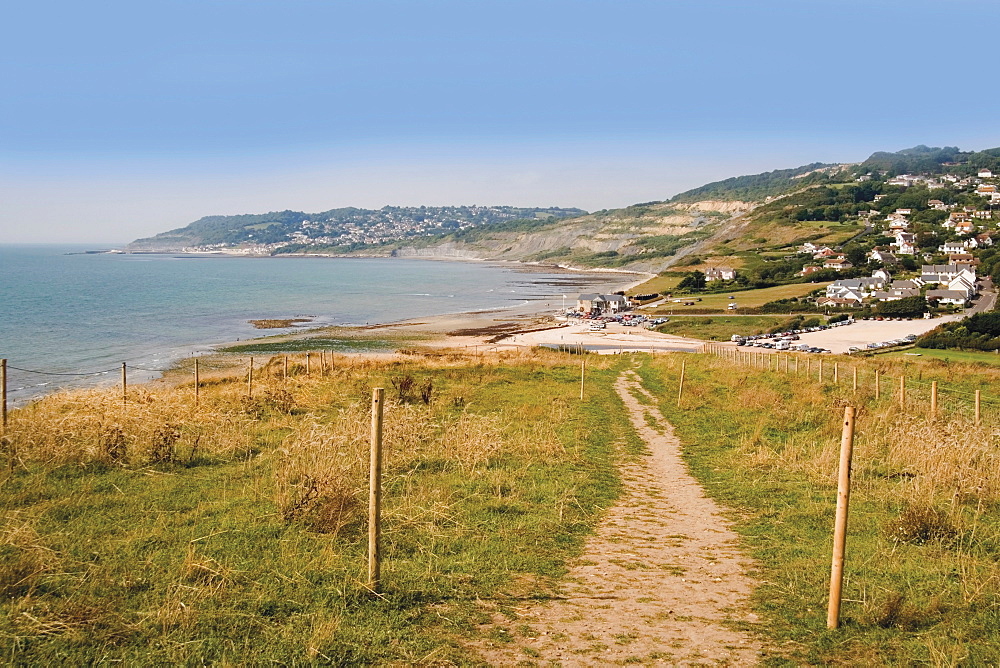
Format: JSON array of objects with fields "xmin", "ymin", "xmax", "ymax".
[
  {"xmin": 636, "ymin": 353, "xmax": 1000, "ymax": 664},
  {"xmin": 0, "ymin": 349, "xmax": 637, "ymax": 664}
]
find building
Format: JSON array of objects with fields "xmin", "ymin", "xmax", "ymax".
[
  {"xmin": 577, "ymin": 293, "xmax": 630, "ymax": 314},
  {"xmin": 704, "ymin": 266, "xmax": 736, "ymax": 282}
]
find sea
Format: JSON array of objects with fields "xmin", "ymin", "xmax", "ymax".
[{"xmin": 1, "ymin": 244, "xmax": 627, "ymax": 404}]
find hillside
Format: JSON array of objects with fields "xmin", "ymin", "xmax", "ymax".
[
  {"xmin": 126, "ymin": 145, "xmax": 1000, "ymax": 274},
  {"xmin": 125, "ymin": 205, "xmax": 586, "ymax": 253}
]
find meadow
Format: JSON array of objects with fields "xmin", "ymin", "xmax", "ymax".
[
  {"xmin": 3, "ymin": 345, "xmax": 1000, "ymax": 664},
  {"xmin": 1, "ymin": 349, "xmax": 639, "ymax": 664},
  {"xmin": 641, "ymin": 351, "xmax": 1000, "ymax": 665}
]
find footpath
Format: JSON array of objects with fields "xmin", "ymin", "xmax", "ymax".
[{"xmin": 474, "ymin": 369, "xmax": 765, "ymax": 666}]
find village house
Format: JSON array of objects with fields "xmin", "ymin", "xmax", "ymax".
[
  {"xmin": 823, "ymin": 257, "xmax": 853, "ymax": 271},
  {"xmin": 948, "ymin": 253, "xmax": 976, "ymax": 267},
  {"xmin": 817, "ymin": 296, "xmax": 862, "ymax": 308},
  {"xmin": 826, "ymin": 277, "xmax": 885, "ymax": 300},
  {"xmin": 973, "ymin": 210, "xmax": 993, "ymax": 220},
  {"xmin": 577, "ymin": 293, "xmax": 630, "ymax": 315},
  {"xmin": 871, "ymin": 288, "xmax": 921, "ymax": 301},
  {"xmin": 926, "ymin": 290, "xmax": 969, "ymax": 306},
  {"xmin": 813, "ymin": 247, "xmax": 838, "ymax": 259},
  {"xmin": 704, "ymin": 266, "xmax": 736, "ymax": 282},
  {"xmin": 869, "ymin": 248, "xmax": 899, "ymax": 265},
  {"xmin": 976, "ymin": 184, "xmax": 997, "ymax": 197},
  {"xmin": 974, "ymin": 233, "xmax": 994, "ymax": 248},
  {"xmin": 954, "ymin": 220, "xmax": 976, "ymax": 235},
  {"xmin": 940, "ymin": 241, "xmax": 966, "ymax": 254},
  {"xmin": 928, "ymin": 199, "xmax": 947, "ymax": 210},
  {"xmin": 921, "ymin": 265, "xmax": 977, "ymax": 296},
  {"xmin": 895, "ymin": 208, "xmax": 913, "ymax": 216},
  {"xmin": 887, "ymin": 214, "xmax": 910, "ymax": 230},
  {"xmin": 891, "ymin": 231, "xmax": 916, "ymax": 255},
  {"xmin": 979, "ymin": 169, "xmax": 994, "ymax": 179}
]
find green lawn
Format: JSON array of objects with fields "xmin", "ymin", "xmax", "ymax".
[
  {"xmin": 645, "ymin": 282, "xmax": 825, "ymax": 312},
  {"xmin": 883, "ymin": 347, "xmax": 1000, "ymax": 366},
  {"xmin": 654, "ymin": 315, "xmax": 791, "ymax": 341}
]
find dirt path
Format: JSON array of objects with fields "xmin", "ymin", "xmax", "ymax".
[{"xmin": 474, "ymin": 369, "xmax": 765, "ymax": 666}]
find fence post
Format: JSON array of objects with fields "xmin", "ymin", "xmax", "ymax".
[
  {"xmin": 834, "ymin": 363, "xmax": 839, "ymax": 385},
  {"xmin": 121, "ymin": 363, "xmax": 127, "ymax": 405},
  {"xmin": 1, "ymin": 358, "xmax": 6, "ymax": 435},
  {"xmin": 852, "ymin": 367, "xmax": 857, "ymax": 392},
  {"xmin": 677, "ymin": 360, "xmax": 686, "ymax": 408},
  {"xmin": 828, "ymin": 405, "xmax": 857, "ymax": 629},
  {"xmin": 368, "ymin": 387, "xmax": 385, "ymax": 593},
  {"xmin": 247, "ymin": 357, "xmax": 254, "ymax": 399},
  {"xmin": 306, "ymin": 352, "xmax": 311, "ymax": 376},
  {"xmin": 899, "ymin": 375, "xmax": 906, "ymax": 409},
  {"xmin": 875, "ymin": 369, "xmax": 880, "ymax": 400},
  {"xmin": 819, "ymin": 359, "xmax": 824, "ymax": 383},
  {"xmin": 930, "ymin": 381, "xmax": 938, "ymax": 417},
  {"xmin": 194, "ymin": 358, "xmax": 200, "ymax": 405},
  {"xmin": 580, "ymin": 357, "xmax": 585, "ymax": 401},
  {"xmin": 975, "ymin": 390, "xmax": 981, "ymax": 426},
  {"xmin": 283, "ymin": 356, "xmax": 289, "ymax": 381}
]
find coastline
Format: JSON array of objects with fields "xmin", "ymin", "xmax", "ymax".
[{"xmin": 5, "ymin": 255, "xmax": 654, "ymax": 406}]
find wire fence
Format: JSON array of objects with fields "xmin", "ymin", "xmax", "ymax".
[{"xmin": 702, "ymin": 344, "xmax": 1000, "ymax": 424}]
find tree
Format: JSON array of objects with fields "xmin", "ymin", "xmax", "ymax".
[
  {"xmin": 875, "ymin": 296, "xmax": 927, "ymax": 318},
  {"xmin": 677, "ymin": 271, "xmax": 706, "ymax": 291}
]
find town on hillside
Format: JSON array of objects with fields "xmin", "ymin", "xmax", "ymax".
[{"xmin": 651, "ymin": 163, "xmax": 999, "ymax": 319}]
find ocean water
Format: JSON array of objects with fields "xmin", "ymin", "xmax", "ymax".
[{"xmin": 1, "ymin": 244, "xmax": 622, "ymax": 403}]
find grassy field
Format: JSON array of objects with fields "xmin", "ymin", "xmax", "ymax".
[
  {"xmin": 645, "ymin": 282, "xmax": 825, "ymax": 313},
  {"xmin": 0, "ymin": 349, "xmax": 641, "ymax": 664},
  {"xmin": 626, "ymin": 273, "xmax": 683, "ymax": 296},
  {"xmin": 653, "ymin": 315, "xmax": 792, "ymax": 341},
  {"xmin": 882, "ymin": 347, "xmax": 1000, "ymax": 366},
  {"xmin": 638, "ymin": 353, "xmax": 1000, "ymax": 664}
]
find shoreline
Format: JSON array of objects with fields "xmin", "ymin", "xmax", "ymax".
[{"xmin": 5, "ymin": 256, "xmax": 652, "ymax": 406}]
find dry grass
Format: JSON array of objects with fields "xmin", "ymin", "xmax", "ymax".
[
  {"xmin": 640, "ymin": 351, "xmax": 1000, "ymax": 664},
  {"xmin": 0, "ymin": 346, "xmax": 628, "ymax": 664}
]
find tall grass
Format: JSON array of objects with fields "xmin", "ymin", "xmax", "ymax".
[
  {"xmin": 0, "ymin": 349, "xmax": 638, "ymax": 664},
  {"xmin": 640, "ymin": 352, "xmax": 1000, "ymax": 664}
]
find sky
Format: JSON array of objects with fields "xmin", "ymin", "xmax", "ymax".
[{"xmin": 2, "ymin": 0, "xmax": 998, "ymax": 244}]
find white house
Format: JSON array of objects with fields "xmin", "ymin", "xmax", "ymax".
[
  {"xmin": 979, "ymin": 169, "xmax": 993, "ymax": 179},
  {"xmin": 940, "ymin": 241, "xmax": 966, "ymax": 254},
  {"xmin": 705, "ymin": 266, "xmax": 736, "ymax": 282},
  {"xmin": 926, "ymin": 289, "xmax": 969, "ymax": 306}
]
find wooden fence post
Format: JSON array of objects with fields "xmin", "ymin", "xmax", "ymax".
[
  {"xmin": 975, "ymin": 390, "xmax": 981, "ymax": 426},
  {"xmin": 121, "ymin": 363, "xmax": 127, "ymax": 405},
  {"xmin": 677, "ymin": 360, "xmax": 686, "ymax": 408},
  {"xmin": 834, "ymin": 363, "xmax": 839, "ymax": 385},
  {"xmin": 580, "ymin": 357, "xmax": 585, "ymax": 401},
  {"xmin": 306, "ymin": 352, "xmax": 311, "ymax": 376},
  {"xmin": 247, "ymin": 357, "xmax": 254, "ymax": 399},
  {"xmin": 874, "ymin": 369, "xmax": 880, "ymax": 400},
  {"xmin": 283, "ymin": 356, "xmax": 289, "ymax": 381},
  {"xmin": 852, "ymin": 367, "xmax": 857, "ymax": 392},
  {"xmin": 194, "ymin": 358, "xmax": 200, "ymax": 405},
  {"xmin": 828, "ymin": 405, "xmax": 857, "ymax": 629},
  {"xmin": 819, "ymin": 359, "xmax": 824, "ymax": 383},
  {"xmin": 368, "ymin": 387, "xmax": 385, "ymax": 593},
  {"xmin": 930, "ymin": 381, "xmax": 938, "ymax": 417},
  {"xmin": 899, "ymin": 375, "xmax": 906, "ymax": 408},
  {"xmin": 1, "ymin": 358, "xmax": 6, "ymax": 435}
]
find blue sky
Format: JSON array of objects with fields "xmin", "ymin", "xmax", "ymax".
[{"xmin": 2, "ymin": 0, "xmax": 997, "ymax": 243}]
